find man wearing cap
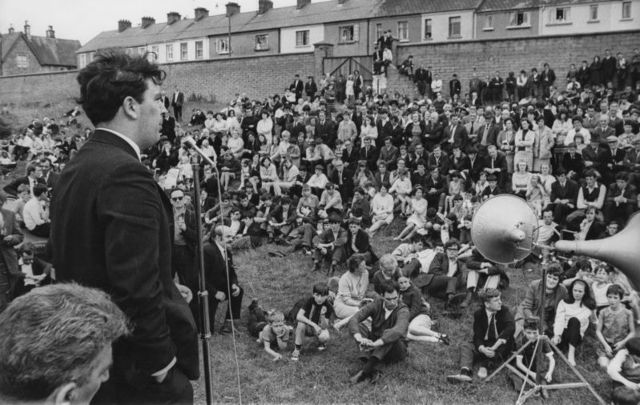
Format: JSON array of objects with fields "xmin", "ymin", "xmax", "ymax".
[{"xmin": 312, "ymin": 213, "xmax": 348, "ymax": 274}]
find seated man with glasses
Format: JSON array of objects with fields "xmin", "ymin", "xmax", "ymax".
[{"xmin": 348, "ymin": 282, "xmax": 410, "ymax": 384}]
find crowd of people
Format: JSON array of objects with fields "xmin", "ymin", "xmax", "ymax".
[{"xmin": 1, "ymin": 47, "xmax": 640, "ymax": 404}]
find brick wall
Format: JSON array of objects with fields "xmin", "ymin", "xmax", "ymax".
[
  {"xmin": 392, "ymin": 30, "xmax": 640, "ymax": 99},
  {"xmin": 0, "ymin": 52, "xmax": 316, "ymax": 110},
  {"xmin": 161, "ymin": 52, "xmax": 315, "ymax": 103}
]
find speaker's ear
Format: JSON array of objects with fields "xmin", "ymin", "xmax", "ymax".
[{"xmin": 47, "ymin": 382, "xmax": 76, "ymax": 405}]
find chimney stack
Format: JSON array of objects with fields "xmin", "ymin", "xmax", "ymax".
[
  {"xmin": 118, "ymin": 19, "xmax": 132, "ymax": 33},
  {"xmin": 8, "ymin": 25, "xmax": 15, "ymax": 34},
  {"xmin": 296, "ymin": 0, "xmax": 311, "ymax": 9},
  {"xmin": 23, "ymin": 20, "xmax": 31, "ymax": 36},
  {"xmin": 167, "ymin": 12, "xmax": 181, "ymax": 25},
  {"xmin": 141, "ymin": 17, "xmax": 155, "ymax": 28},
  {"xmin": 258, "ymin": 0, "xmax": 273, "ymax": 14},
  {"xmin": 194, "ymin": 7, "xmax": 209, "ymax": 21},
  {"xmin": 46, "ymin": 25, "xmax": 55, "ymax": 38},
  {"xmin": 225, "ymin": 2, "xmax": 240, "ymax": 17}
]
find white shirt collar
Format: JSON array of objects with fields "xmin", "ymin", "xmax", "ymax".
[{"xmin": 96, "ymin": 128, "xmax": 141, "ymax": 161}]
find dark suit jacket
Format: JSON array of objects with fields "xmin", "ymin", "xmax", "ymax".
[
  {"xmin": 203, "ymin": 241, "xmax": 239, "ymax": 295},
  {"xmin": 550, "ymin": 179, "xmax": 580, "ymax": 205},
  {"xmin": 0, "ymin": 208, "xmax": 23, "ymax": 296},
  {"xmin": 359, "ymin": 146, "xmax": 379, "ymax": 171},
  {"xmin": 50, "ymin": 130, "xmax": 199, "ymax": 380},
  {"xmin": 562, "ymin": 153, "xmax": 585, "ymax": 177},
  {"xmin": 472, "ymin": 306, "xmax": 515, "ymax": 350},
  {"xmin": 441, "ymin": 124, "xmax": 468, "ymax": 149},
  {"xmin": 171, "ymin": 91, "xmax": 184, "ymax": 107}
]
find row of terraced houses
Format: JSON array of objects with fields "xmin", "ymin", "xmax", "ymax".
[{"xmin": 75, "ymin": 0, "xmax": 640, "ymax": 68}]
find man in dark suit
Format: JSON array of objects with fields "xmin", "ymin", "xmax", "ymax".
[
  {"xmin": 312, "ymin": 214, "xmax": 348, "ymax": 275},
  {"xmin": 411, "ymin": 239, "xmax": 466, "ymax": 308},
  {"xmin": 172, "ymin": 86, "xmax": 184, "ymax": 122},
  {"xmin": 359, "ymin": 137, "xmax": 378, "ymax": 172},
  {"xmin": 330, "ymin": 159, "xmax": 354, "ymax": 202},
  {"xmin": 562, "ymin": 142, "xmax": 585, "ymax": 179},
  {"xmin": 204, "ymin": 225, "xmax": 244, "ymax": 334},
  {"xmin": 290, "ymin": 74, "xmax": 304, "ymax": 101},
  {"xmin": 38, "ymin": 158, "xmax": 59, "ymax": 192},
  {"xmin": 304, "ymin": 76, "xmax": 317, "ymax": 99},
  {"xmin": 50, "ymin": 51, "xmax": 198, "ymax": 404},
  {"xmin": 549, "ymin": 169, "xmax": 580, "ymax": 225},
  {"xmin": 160, "ymin": 90, "xmax": 171, "ymax": 110},
  {"xmin": 0, "ymin": 202, "xmax": 23, "ymax": 312},
  {"xmin": 475, "ymin": 112, "xmax": 500, "ymax": 156},
  {"xmin": 315, "ymin": 110, "xmax": 336, "ymax": 147},
  {"xmin": 3, "ymin": 163, "xmax": 44, "ymax": 197},
  {"xmin": 441, "ymin": 114, "xmax": 468, "ymax": 154},
  {"xmin": 481, "ymin": 145, "xmax": 508, "ymax": 188},
  {"xmin": 447, "ymin": 289, "xmax": 515, "ymax": 383},
  {"xmin": 604, "ymin": 172, "xmax": 638, "ymax": 225}
]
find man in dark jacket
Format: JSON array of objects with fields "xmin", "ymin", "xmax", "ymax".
[
  {"xmin": 204, "ymin": 225, "xmax": 244, "ymax": 334},
  {"xmin": 447, "ymin": 289, "xmax": 515, "ymax": 383},
  {"xmin": 348, "ymin": 282, "xmax": 409, "ymax": 384},
  {"xmin": 50, "ymin": 51, "xmax": 199, "ymax": 404}
]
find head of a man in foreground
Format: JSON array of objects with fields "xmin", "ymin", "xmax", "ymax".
[{"xmin": 0, "ymin": 283, "xmax": 129, "ymax": 405}]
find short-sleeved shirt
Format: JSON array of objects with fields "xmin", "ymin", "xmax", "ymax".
[
  {"xmin": 601, "ymin": 306, "xmax": 633, "ymax": 345},
  {"xmin": 301, "ymin": 296, "xmax": 334, "ymax": 325}
]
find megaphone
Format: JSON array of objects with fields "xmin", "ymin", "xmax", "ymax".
[{"xmin": 471, "ymin": 194, "xmax": 640, "ymax": 290}]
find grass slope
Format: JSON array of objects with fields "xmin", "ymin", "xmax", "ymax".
[{"xmin": 196, "ymin": 221, "xmax": 613, "ymax": 405}]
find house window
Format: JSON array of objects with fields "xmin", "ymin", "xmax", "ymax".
[
  {"xmin": 195, "ymin": 41, "xmax": 203, "ymax": 59},
  {"xmin": 397, "ymin": 21, "xmax": 409, "ymax": 42},
  {"xmin": 375, "ymin": 23, "xmax": 383, "ymax": 40},
  {"xmin": 622, "ymin": 1, "xmax": 631, "ymax": 18},
  {"xmin": 151, "ymin": 45, "xmax": 159, "ymax": 60},
  {"xmin": 589, "ymin": 5, "xmax": 598, "ymax": 21},
  {"xmin": 16, "ymin": 55, "xmax": 28, "ymax": 68},
  {"xmin": 180, "ymin": 42, "xmax": 188, "ymax": 61},
  {"xmin": 551, "ymin": 7, "xmax": 571, "ymax": 22},
  {"xmin": 484, "ymin": 15, "xmax": 494, "ymax": 30},
  {"xmin": 509, "ymin": 11, "xmax": 530, "ymax": 26},
  {"xmin": 79, "ymin": 53, "xmax": 87, "ymax": 68},
  {"xmin": 216, "ymin": 38, "xmax": 229, "ymax": 54},
  {"xmin": 166, "ymin": 44, "xmax": 174, "ymax": 61},
  {"xmin": 295, "ymin": 30, "xmax": 310, "ymax": 47},
  {"xmin": 448, "ymin": 16, "xmax": 461, "ymax": 38},
  {"xmin": 339, "ymin": 25, "xmax": 359, "ymax": 43},
  {"xmin": 255, "ymin": 34, "xmax": 269, "ymax": 50},
  {"xmin": 138, "ymin": 46, "xmax": 146, "ymax": 55},
  {"xmin": 423, "ymin": 18, "xmax": 432, "ymax": 40}
]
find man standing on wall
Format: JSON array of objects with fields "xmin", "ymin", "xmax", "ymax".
[
  {"xmin": 50, "ymin": 50, "xmax": 199, "ymax": 404},
  {"xmin": 172, "ymin": 85, "xmax": 184, "ymax": 122}
]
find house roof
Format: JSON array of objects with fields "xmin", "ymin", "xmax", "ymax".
[
  {"xmin": 375, "ymin": 0, "xmax": 483, "ymax": 16},
  {"xmin": 1, "ymin": 32, "xmax": 80, "ymax": 67},
  {"xmin": 79, "ymin": 0, "xmax": 382, "ymax": 53},
  {"xmin": 477, "ymin": 0, "xmax": 540, "ymax": 12},
  {"xmin": 1, "ymin": 32, "xmax": 21, "ymax": 60}
]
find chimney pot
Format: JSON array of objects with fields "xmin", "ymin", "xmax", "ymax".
[
  {"xmin": 296, "ymin": 0, "xmax": 311, "ymax": 9},
  {"xmin": 258, "ymin": 0, "xmax": 273, "ymax": 14},
  {"xmin": 23, "ymin": 20, "xmax": 31, "ymax": 36},
  {"xmin": 8, "ymin": 25, "xmax": 15, "ymax": 34},
  {"xmin": 225, "ymin": 2, "xmax": 241, "ymax": 17},
  {"xmin": 167, "ymin": 12, "xmax": 181, "ymax": 25},
  {"xmin": 141, "ymin": 17, "xmax": 155, "ymax": 28},
  {"xmin": 46, "ymin": 25, "xmax": 55, "ymax": 38},
  {"xmin": 118, "ymin": 19, "xmax": 132, "ymax": 33},
  {"xmin": 194, "ymin": 7, "xmax": 209, "ymax": 21}
]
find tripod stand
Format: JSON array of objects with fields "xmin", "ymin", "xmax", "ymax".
[{"xmin": 485, "ymin": 266, "xmax": 605, "ymax": 404}]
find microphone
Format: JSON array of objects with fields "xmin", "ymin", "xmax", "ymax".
[{"xmin": 182, "ymin": 136, "xmax": 216, "ymax": 167}]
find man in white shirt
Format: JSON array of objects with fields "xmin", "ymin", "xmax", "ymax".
[
  {"xmin": 564, "ymin": 116, "xmax": 591, "ymax": 145},
  {"xmin": 23, "ymin": 183, "xmax": 49, "ymax": 237}
]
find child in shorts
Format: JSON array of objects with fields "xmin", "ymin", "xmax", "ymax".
[{"xmin": 257, "ymin": 310, "xmax": 293, "ymax": 361}]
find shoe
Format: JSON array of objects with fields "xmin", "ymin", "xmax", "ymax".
[
  {"xmin": 438, "ymin": 334, "xmax": 451, "ymax": 346},
  {"xmin": 291, "ymin": 349, "xmax": 300, "ymax": 361},
  {"xmin": 460, "ymin": 291, "xmax": 473, "ymax": 308},
  {"xmin": 317, "ymin": 343, "xmax": 327, "ymax": 351},
  {"xmin": 446, "ymin": 373, "xmax": 473, "ymax": 384},
  {"xmin": 220, "ymin": 320, "xmax": 238, "ymax": 335},
  {"xmin": 349, "ymin": 369, "xmax": 366, "ymax": 384},
  {"xmin": 369, "ymin": 370, "xmax": 382, "ymax": 385},
  {"xmin": 477, "ymin": 367, "xmax": 487, "ymax": 379}
]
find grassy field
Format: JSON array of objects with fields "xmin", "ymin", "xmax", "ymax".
[{"xmin": 197, "ymin": 220, "xmax": 614, "ymax": 405}]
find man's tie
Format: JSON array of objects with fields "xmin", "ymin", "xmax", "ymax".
[{"xmin": 488, "ymin": 314, "xmax": 497, "ymax": 341}]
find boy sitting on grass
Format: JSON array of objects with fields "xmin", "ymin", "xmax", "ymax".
[
  {"xmin": 596, "ymin": 284, "xmax": 635, "ymax": 369},
  {"xmin": 256, "ymin": 310, "xmax": 293, "ymax": 361},
  {"xmin": 291, "ymin": 282, "xmax": 334, "ymax": 361},
  {"xmin": 509, "ymin": 318, "xmax": 555, "ymax": 397}
]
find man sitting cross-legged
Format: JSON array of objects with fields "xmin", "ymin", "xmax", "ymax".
[
  {"xmin": 447, "ymin": 288, "xmax": 515, "ymax": 383},
  {"xmin": 348, "ymin": 282, "xmax": 410, "ymax": 384}
]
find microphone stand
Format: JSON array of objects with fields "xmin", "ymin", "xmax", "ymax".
[{"xmin": 190, "ymin": 151, "xmax": 214, "ymax": 405}]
